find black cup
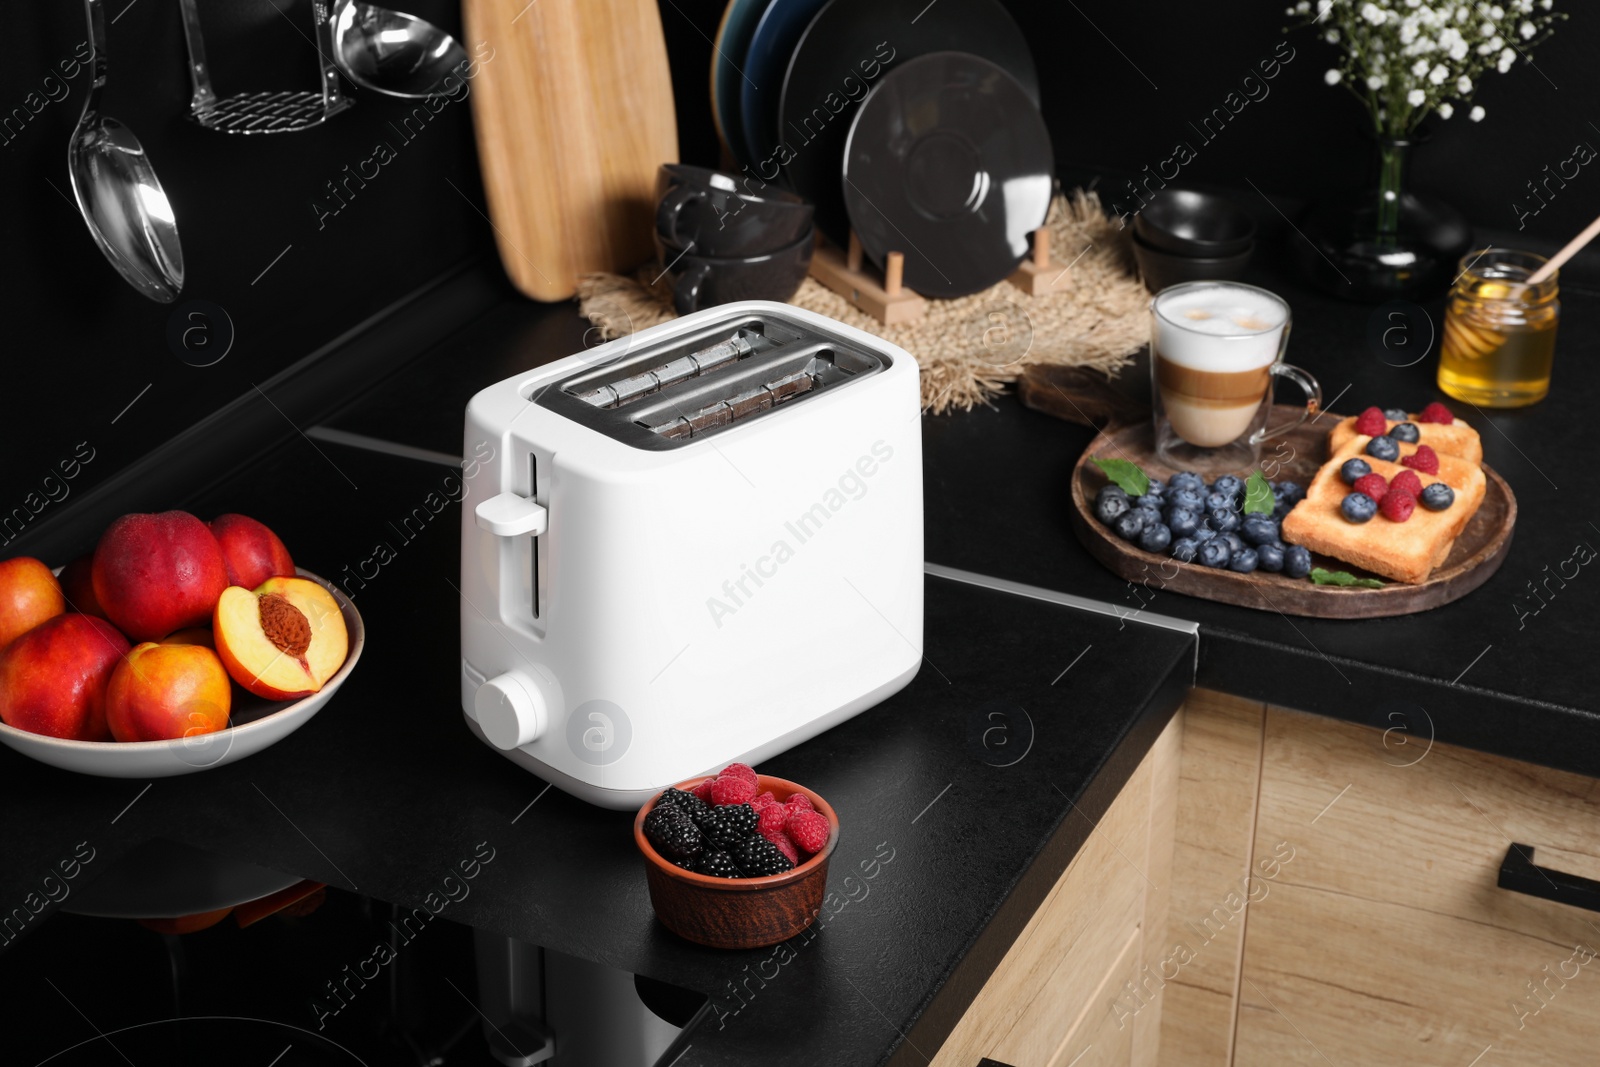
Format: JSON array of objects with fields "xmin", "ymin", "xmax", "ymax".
[
  {"xmin": 655, "ymin": 229, "xmax": 815, "ymax": 315},
  {"xmin": 655, "ymin": 164, "xmax": 814, "ymax": 258},
  {"xmin": 1131, "ymin": 231, "xmax": 1254, "ymax": 294}
]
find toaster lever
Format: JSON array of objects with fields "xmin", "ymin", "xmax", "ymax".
[{"xmin": 476, "ymin": 492, "xmax": 548, "ymax": 537}]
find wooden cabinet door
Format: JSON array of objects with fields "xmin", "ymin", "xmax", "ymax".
[{"xmin": 1234, "ymin": 707, "xmax": 1600, "ymax": 1066}]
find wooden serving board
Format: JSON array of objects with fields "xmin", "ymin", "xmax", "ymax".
[
  {"xmin": 1069, "ymin": 407, "xmax": 1517, "ymax": 618},
  {"xmin": 463, "ymin": 0, "xmax": 677, "ymax": 301}
]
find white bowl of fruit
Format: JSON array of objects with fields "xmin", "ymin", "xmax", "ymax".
[{"xmin": 0, "ymin": 511, "xmax": 362, "ymax": 777}]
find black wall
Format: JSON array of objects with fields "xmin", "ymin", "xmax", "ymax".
[{"xmin": 3, "ymin": 0, "xmax": 1595, "ymax": 555}]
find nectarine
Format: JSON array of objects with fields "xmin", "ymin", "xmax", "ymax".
[
  {"xmin": 209, "ymin": 514, "xmax": 295, "ymax": 590},
  {"xmin": 214, "ymin": 577, "xmax": 348, "ymax": 700},
  {"xmin": 58, "ymin": 554, "xmax": 106, "ymax": 619},
  {"xmin": 0, "ymin": 557, "xmax": 65, "ymax": 649},
  {"xmin": 0, "ymin": 614, "xmax": 130, "ymax": 740},
  {"xmin": 106, "ymin": 641, "xmax": 232, "ymax": 743},
  {"xmin": 162, "ymin": 628, "xmax": 215, "ymax": 649},
  {"xmin": 93, "ymin": 511, "xmax": 228, "ymax": 642}
]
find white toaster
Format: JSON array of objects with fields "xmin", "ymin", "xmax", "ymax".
[{"xmin": 459, "ymin": 302, "xmax": 923, "ymax": 808}]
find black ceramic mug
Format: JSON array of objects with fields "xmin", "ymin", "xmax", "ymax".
[
  {"xmin": 655, "ymin": 164, "xmax": 814, "ymax": 258},
  {"xmin": 656, "ymin": 229, "xmax": 815, "ymax": 316}
]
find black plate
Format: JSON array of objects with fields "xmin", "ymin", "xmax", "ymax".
[
  {"xmin": 843, "ymin": 53, "xmax": 1053, "ymax": 299},
  {"xmin": 774, "ymin": 0, "xmax": 1039, "ymax": 245}
]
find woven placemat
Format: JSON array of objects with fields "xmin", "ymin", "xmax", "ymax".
[{"xmin": 576, "ymin": 189, "xmax": 1148, "ymax": 415}]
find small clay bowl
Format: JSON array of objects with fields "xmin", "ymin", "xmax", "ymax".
[{"xmin": 635, "ymin": 774, "xmax": 839, "ymax": 950}]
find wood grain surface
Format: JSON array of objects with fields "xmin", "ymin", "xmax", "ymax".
[
  {"xmin": 462, "ymin": 0, "xmax": 677, "ymax": 300},
  {"xmin": 1069, "ymin": 407, "xmax": 1517, "ymax": 618}
]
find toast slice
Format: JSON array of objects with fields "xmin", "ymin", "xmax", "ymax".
[
  {"xmin": 1327, "ymin": 415, "xmax": 1483, "ymax": 464},
  {"xmin": 1281, "ymin": 437, "xmax": 1487, "ymax": 584}
]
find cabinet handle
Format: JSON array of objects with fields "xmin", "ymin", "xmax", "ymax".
[{"xmin": 1498, "ymin": 843, "xmax": 1600, "ymax": 914}]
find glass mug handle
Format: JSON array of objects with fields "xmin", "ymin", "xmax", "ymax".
[{"xmin": 1251, "ymin": 364, "xmax": 1322, "ymax": 445}]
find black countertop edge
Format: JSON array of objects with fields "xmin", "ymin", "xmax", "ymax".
[{"xmin": 889, "ymin": 661, "xmax": 1191, "ymax": 1067}]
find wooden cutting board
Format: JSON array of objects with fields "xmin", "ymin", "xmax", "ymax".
[{"xmin": 462, "ymin": 0, "xmax": 678, "ymax": 301}]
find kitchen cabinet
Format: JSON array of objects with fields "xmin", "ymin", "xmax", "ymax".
[
  {"xmin": 931, "ymin": 710, "xmax": 1183, "ymax": 1067},
  {"xmin": 1155, "ymin": 693, "xmax": 1600, "ymax": 1066}
]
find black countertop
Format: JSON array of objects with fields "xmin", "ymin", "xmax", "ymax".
[{"xmin": 0, "ymin": 439, "xmax": 1194, "ymax": 1067}]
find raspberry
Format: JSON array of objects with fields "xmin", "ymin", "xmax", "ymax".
[
  {"xmin": 691, "ymin": 778, "xmax": 716, "ymax": 802},
  {"xmin": 1401, "ymin": 445, "xmax": 1439, "ymax": 475},
  {"xmin": 786, "ymin": 808, "xmax": 830, "ymax": 854},
  {"xmin": 699, "ymin": 803, "xmax": 758, "ymax": 850},
  {"xmin": 736, "ymin": 835, "xmax": 794, "ymax": 877},
  {"xmin": 757, "ymin": 803, "xmax": 788, "ymax": 839},
  {"xmin": 1417, "ymin": 402, "xmax": 1455, "ymax": 424},
  {"xmin": 766, "ymin": 831, "xmax": 800, "ymax": 866},
  {"xmin": 709, "ymin": 774, "xmax": 757, "ymax": 806},
  {"xmin": 1354, "ymin": 406, "xmax": 1388, "ymax": 436},
  {"xmin": 749, "ymin": 791, "xmax": 779, "ymax": 814},
  {"xmin": 1389, "ymin": 470, "xmax": 1424, "ymax": 498},
  {"xmin": 784, "ymin": 792, "xmax": 813, "ymax": 812},
  {"xmin": 643, "ymin": 806, "xmax": 704, "ymax": 862},
  {"xmin": 1379, "ymin": 489, "xmax": 1416, "ymax": 522},
  {"xmin": 720, "ymin": 763, "xmax": 758, "ymax": 788},
  {"xmin": 1352, "ymin": 473, "xmax": 1388, "ymax": 502}
]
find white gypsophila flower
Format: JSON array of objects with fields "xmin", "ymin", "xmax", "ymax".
[
  {"xmin": 1318, "ymin": 0, "xmax": 1334, "ymax": 15},
  {"xmin": 1412, "ymin": 58, "xmax": 1431, "ymax": 75},
  {"xmin": 1407, "ymin": 88, "xmax": 1427, "ymax": 105},
  {"xmin": 1450, "ymin": 39, "xmax": 1469, "ymax": 59},
  {"xmin": 1362, "ymin": 3, "xmax": 1387, "ymax": 25},
  {"xmin": 1499, "ymin": 47, "xmax": 1516, "ymax": 71},
  {"xmin": 1438, "ymin": 101, "xmax": 1454, "ymax": 118},
  {"xmin": 1367, "ymin": 74, "xmax": 1386, "ymax": 89},
  {"xmin": 1520, "ymin": 20, "xmax": 1536, "ymax": 38},
  {"xmin": 1457, "ymin": 75, "xmax": 1472, "ymax": 92},
  {"xmin": 1326, "ymin": 68, "xmax": 1343, "ymax": 84},
  {"xmin": 1480, "ymin": 20, "xmax": 1494, "ymax": 34},
  {"xmin": 1470, "ymin": 105, "xmax": 1486, "ymax": 121},
  {"xmin": 1400, "ymin": 22, "xmax": 1418, "ymax": 43},
  {"xmin": 1429, "ymin": 63, "xmax": 1449, "ymax": 83},
  {"xmin": 1489, "ymin": 4, "xmax": 1504, "ymax": 17}
]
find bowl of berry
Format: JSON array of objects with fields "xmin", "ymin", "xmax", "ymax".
[{"xmin": 634, "ymin": 762, "xmax": 839, "ymax": 949}]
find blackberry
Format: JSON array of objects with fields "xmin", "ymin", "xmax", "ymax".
[
  {"xmin": 644, "ymin": 805, "xmax": 704, "ymax": 862},
  {"xmin": 699, "ymin": 803, "xmax": 758, "ymax": 850},
  {"xmin": 693, "ymin": 851, "xmax": 740, "ymax": 879},
  {"xmin": 736, "ymin": 835, "xmax": 794, "ymax": 878},
  {"xmin": 658, "ymin": 787, "xmax": 710, "ymax": 824}
]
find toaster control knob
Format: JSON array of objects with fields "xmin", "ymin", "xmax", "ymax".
[{"xmin": 475, "ymin": 672, "xmax": 547, "ymax": 750}]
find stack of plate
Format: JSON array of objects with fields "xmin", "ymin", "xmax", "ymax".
[{"xmin": 711, "ymin": 0, "xmax": 1055, "ymax": 299}]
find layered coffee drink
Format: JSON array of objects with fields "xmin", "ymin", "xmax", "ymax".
[{"xmin": 1152, "ymin": 285, "xmax": 1287, "ymax": 448}]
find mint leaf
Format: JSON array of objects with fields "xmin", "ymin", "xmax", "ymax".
[
  {"xmin": 1243, "ymin": 470, "xmax": 1274, "ymax": 515},
  {"xmin": 1310, "ymin": 567, "xmax": 1385, "ymax": 588},
  {"xmin": 1091, "ymin": 458, "xmax": 1149, "ymax": 497}
]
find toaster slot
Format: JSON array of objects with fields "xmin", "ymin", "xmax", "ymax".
[
  {"xmin": 528, "ymin": 453, "xmax": 540, "ymax": 620},
  {"xmin": 533, "ymin": 309, "xmax": 888, "ymax": 450}
]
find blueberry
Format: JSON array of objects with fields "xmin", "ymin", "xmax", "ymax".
[
  {"xmin": 1199, "ymin": 539, "xmax": 1232, "ymax": 568},
  {"xmin": 1205, "ymin": 491, "xmax": 1236, "ymax": 513},
  {"xmin": 1192, "ymin": 525, "xmax": 1218, "ymax": 543},
  {"xmin": 1228, "ymin": 547, "xmax": 1259, "ymax": 573},
  {"xmin": 1144, "ymin": 478, "xmax": 1166, "ymax": 496},
  {"xmin": 1283, "ymin": 545, "xmax": 1312, "ymax": 579},
  {"xmin": 1170, "ymin": 488, "xmax": 1205, "ymax": 513},
  {"xmin": 1420, "ymin": 482, "xmax": 1455, "ymax": 510},
  {"xmin": 1274, "ymin": 480, "xmax": 1305, "ymax": 505},
  {"xmin": 1114, "ymin": 510, "xmax": 1147, "ymax": 540},
  {"xmin": 1169, "ymin": 471, "xmax": 1205, "ymax": 494},
  {"xmin": 1340, "ymin": 458, "xmax": 1372, "ymax": 485},
  {"xmin": 1256, "ymin": 543, "xmax": 1285, "ymax": 572},
  {"xmin": 1241, "ymin": 516, "xmax": 1281, "ymax": 546},
  {"xmin": 1341, "ymin": 492, "xmax": 1378, "ymax": 523},
  {"xmin": 1366, "ymin": 435, "xmax": 1400, "ymax": 461},
  {"xmin": 1171, "ymin": 537, "xmax": 1200, "ymax": 563},
  {"xmin": 1383, "ymin": 407, "xmax": 1409, "ymax": 420},
  {"xmin": 1391, "ymin": 422, "xmax": 1421, "ymax": 443},
  {"xmin": 1166, "ymin": 506, "xmax": 1201, "ymax": 538},
  {"xmin": 1208, "ymin": 507, "xmax": 1241, "ymax": 534},
  {"xmin": 1223, "ymin": 531, "xmax": 1246, "ymax": 553},
  {"xmin": 1133, "ymin": 506, "xmax": 1162, "ymax": 530},
  {"xmin": 1273, "ymin": 500, "xmax": 1295, "ymax": 520},
  {"xmin": 1096, "ymin": 492, "xmax": 1131, "ymax": 525},
  {"xmin": 1139, "ymin": 523, "xmax": 1173, "ymax": 553},
  {"xmin": 1212, "ymin": 475, "xmax": 1244, "ymax": 499}
]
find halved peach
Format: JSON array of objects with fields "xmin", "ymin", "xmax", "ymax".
[{"xmin": 214, "ymin": 577, "xmax": 348, "ymax": 700}]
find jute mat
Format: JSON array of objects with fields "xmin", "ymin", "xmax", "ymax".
[{"xmin": 576, "ymin": 189, "xmax": 1148, "ymax": 415}]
